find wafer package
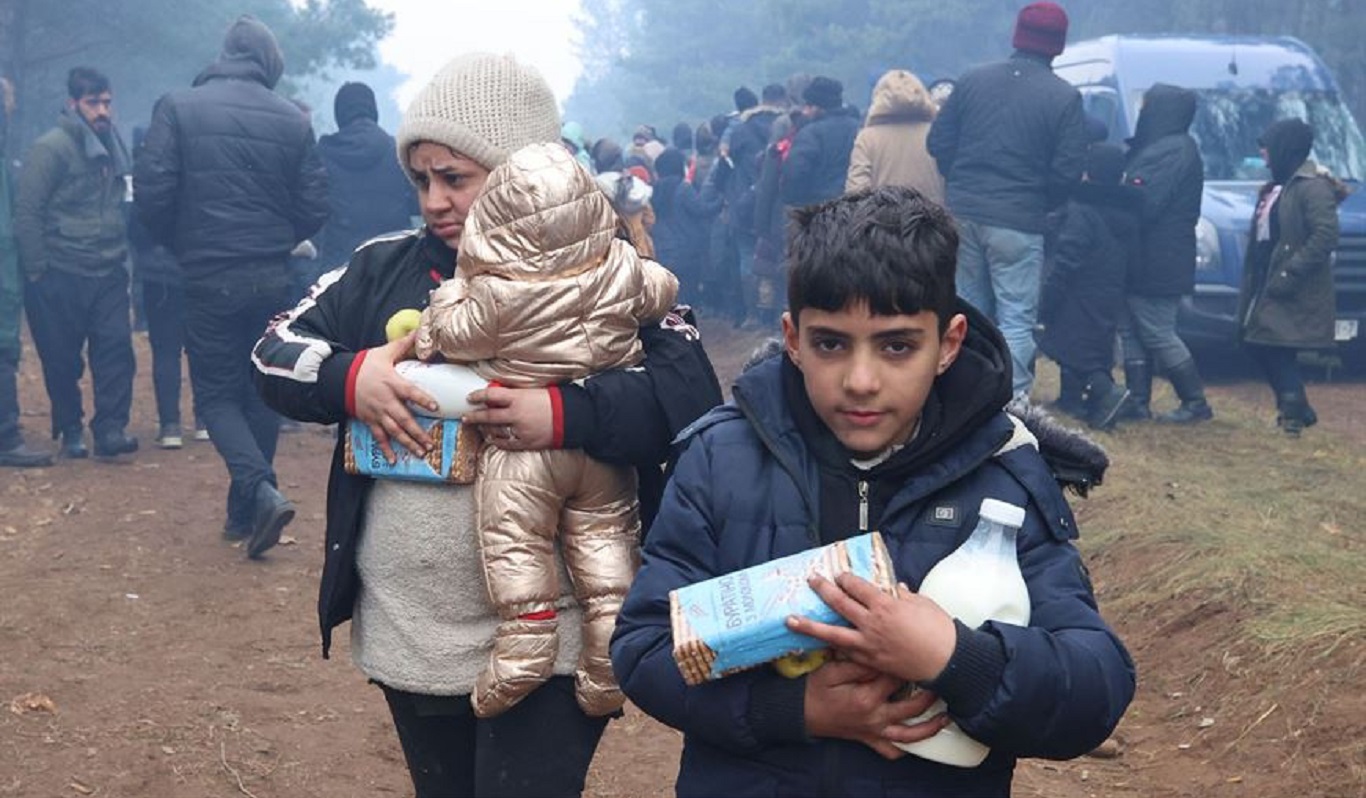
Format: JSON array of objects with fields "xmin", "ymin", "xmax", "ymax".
[
  {"xmin": 669, "ymin": 531, "xmax": 896, "ymax": 685},
  {"xmin": 342, "ymin": 417, "xmax": 480, "ymax": 484}
]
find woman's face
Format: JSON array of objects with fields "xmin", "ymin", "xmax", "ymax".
[{"xmin": 408, "ymin": 142, "xmax": 491, "ymax": 248}]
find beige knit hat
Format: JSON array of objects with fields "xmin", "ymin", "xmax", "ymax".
[{"xmin": 396, "ymin": 52, "xmax": 561, "ymax": 180}]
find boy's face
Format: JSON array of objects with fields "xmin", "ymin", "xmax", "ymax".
[{"xmin": 782, "ymin": 301, "xmax": 967, "ymax": 458}]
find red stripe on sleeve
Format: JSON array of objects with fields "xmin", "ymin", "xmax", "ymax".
[
  {"xmin": 345, "ymin": 349, "xmax": 370, "ymax": 418},
  {"xmin": 548, "ymin": 385, "xmax": 565, "ymax": 448}
]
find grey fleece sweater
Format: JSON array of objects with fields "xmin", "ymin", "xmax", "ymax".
[{"xmin": 351, "ymin": 480, "xmax": 584, "ymax": 695}]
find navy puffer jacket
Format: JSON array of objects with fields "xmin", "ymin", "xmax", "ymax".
[{"xmin": 613, "ymin": 316, "xmax": 1134, "ymax": 797}]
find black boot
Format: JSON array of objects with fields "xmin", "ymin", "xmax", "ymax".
[
  {"xmin": 0, "ymin": 440, "xmax": 55, "ymax": 468},
  {"xmin": 1156, "ymin": 358, "xmax": 1213, "ymax": 424},
  {"xmin": 1117, "ymin": 360, "xmax": 1152, "ymax": 421},
  {"xmin": 1050, "ymin": 367, "xmax": 1088, "ymax": 418},
  {"xmin": 1084, "ymin": 371, "xmax": 1131, "ymax": 431},
  {"xmin": 247, "ymin": 481, "xmax": 295, "ymax": 560},
  {"xmin": 93, "ymin": 430, "xmax": 139, "ymax": 460},
  {"xmin": 1276, "ymin": 390, "xmax": 1311, "ymax": 437},
  {"xmin": 58, "ymin": 427, "xmax": 89, "ymax": 459}
]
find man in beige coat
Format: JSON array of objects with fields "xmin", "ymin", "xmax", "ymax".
[
  {"xmin": 846, "ymin": 69, "xmax": 945, "ymax": 205},
  {"xmin": 416, "ymin": 142, "xmax": 678, "ymax": 718}
]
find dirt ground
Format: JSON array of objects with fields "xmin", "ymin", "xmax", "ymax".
[{"xmin": 1, "ymin": 320, "xmax": 1363, "ymax": 798}]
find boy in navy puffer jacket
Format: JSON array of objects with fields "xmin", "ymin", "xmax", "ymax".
[{"xmin": 612, "ymin": 186, "xmax": 1134, "ymax": 798}]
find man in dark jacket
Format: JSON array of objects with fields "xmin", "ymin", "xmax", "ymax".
[
  {"xmin": 0, "ymin": 77, "xmax": 54, "ymax": 468},
  {"xmin": 780, "ymin": 76, "xmax": 860, "ymax": 209},
  {"xmin": 16, "ymin": 67, "xmax": 138, "ymax": 461},
  {"xmin": 315, "ymin": 82, "xmax": 417, "ymax": 275},
  {"xmin": 927, "ymin": 1, "xmax": 1087, "ymax": 398},
  {"xmin": 135, "ymin": 16, "xmax": 329, "ymax": 558},
  {"xmin": 1119, "ymin": 83, "xmax": 1212, "ymax": 423}
]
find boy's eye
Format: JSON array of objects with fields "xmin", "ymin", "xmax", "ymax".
[
  {"xmin": 811, "ymin": 336, "xmax": 846, "ymax": 354},
  {"xmin": 883, "ymin": 339, "xmax": 916, "ymax": 356}
]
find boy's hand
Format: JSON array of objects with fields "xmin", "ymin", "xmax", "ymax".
[
  {"xmin": 463, "ymin": 386, "xmax": 553, "ymax": 451},
  {"xmin": 353, "ymin": 332, "xmax": 439, "ymax": 463},
  {"xmin": 788, "ymin": 574, "xmax": 958, "ymax": 684},
  {"xmin": 803, "ymin": 659, "xmax": 945, "ymax": 760}
]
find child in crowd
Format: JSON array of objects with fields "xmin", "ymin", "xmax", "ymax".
[
  {"xmin": 416, "ymin": 142, "xmax": 678, "ymax": 718},
  {"xmin": 1037, "ymin": 142, "xmax": 1142, "ymax": 429},
  {"xmin": 612, "ymin": 187, "xmax": 1134, "ymax": 797}
]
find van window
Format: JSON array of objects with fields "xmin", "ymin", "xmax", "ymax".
[
  {"xmin": 1080, "ymin": 89, "xmax": 1122, "ymax": 143},
  {"xmin": 1136, "ymin": 87, "xmax": 1366, "ymax": 181}
]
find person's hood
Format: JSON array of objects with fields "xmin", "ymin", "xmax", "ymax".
[
  {"xmin": 731, "ymin": 299, "xmax": 1014, "ymax": 481},
  {"xmin": 318, "ymin": 118, "xmax": 393, "ymax": 170},
  {"xmin": 561, "ymin": 120, "xmax": 586, "ymax": 148},
  {"xmin": 739, "ymin": 104, "xmax": 785, "ymax": 123},
  {"xmin": 1261, "ymin": 117, "xmax": 1314, "ymax": 185},
  {"xmin": 594, "ymin": 170, "xmax": 652, "ymax": 214},
  {"xmin": 194, "ymin": 15, "xmax": 285, "ymax": 90},
  {"xmin": 456, "ymin": 142, "xmax": 617, "ymax": 281},
  {"xmin": 1127, "ymin": 83, "xmax": 1196, "ymax": 150},
  {"xmin": 865, "ymin": 70, "xmax": 937, "ymax": 126}
]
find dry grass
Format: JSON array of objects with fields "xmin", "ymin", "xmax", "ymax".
[{"xmin": 1037, "ymin": 359, "xmax": 1366, "ymax": 661}]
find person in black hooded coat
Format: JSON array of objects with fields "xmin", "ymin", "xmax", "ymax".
[
  {"xmin": 135, "ymin": 15, "xmax": 329, "ymax": 559},
  {"xmin": 1037, "ymin": 143, "xmax": 1141, "ymax": 429},
  {"xmin": 1118, "ymin": 83, "xmax": 1212, "ymax": 424},
  {"xmin": 651, "ymin": 147, "xmax": 724, "ymax": 305},
  {"xmin": 315, "ymin": 82, "xmax": 419, "ymax": 274}
]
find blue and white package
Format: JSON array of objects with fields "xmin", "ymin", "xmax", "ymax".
[{"xmin": 669, "ymin": 531, "xmax": 895, "ymax": 684}]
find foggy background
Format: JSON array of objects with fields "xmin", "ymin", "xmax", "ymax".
[{"xmin": 0, "ymin": 0, "xmax": 1362, "ymax": 156}]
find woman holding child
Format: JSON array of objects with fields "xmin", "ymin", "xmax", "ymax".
[{"xmin": 253, "ymin": 53, "xmax": 720, "ymax": 798}]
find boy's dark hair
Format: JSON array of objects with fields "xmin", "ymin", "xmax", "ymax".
[
  {"xmin": 67, "ymin": 67, "xmax": 110, "ymax": 100},
  {"xmin": 761, "ymin": 83, "xmax": 787, "ymax": 104},
  {"xmin": 787, "ymin": 187, "xmax": 958, "ymax": 332}
]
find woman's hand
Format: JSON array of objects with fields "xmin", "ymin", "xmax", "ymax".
[
  {"xmin": 352, "ymin": 332, "xmax": 439, "ymax": 463},
  {"xmin": 463, "ymin": 386, "xmax": 553, "ymax": 450}
]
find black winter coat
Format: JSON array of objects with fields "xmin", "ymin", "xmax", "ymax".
[
  {"xmin": 780, "ymin": 107, "xmax": 860, "ymax": 208},
  {"xmin": 1123, "ymin": 85, "xmax": 1203, "ymax": 297},
  {"xmin": 135, "ymin": 55, "xmax": 329, "ymax": 287},
  {"xmin": 1037, "ymin": 182, "xmax": 1142, "ymax": 373},
  {"xmin": 315, "ymin": 118, "xmax": 417, "ymax": 271},
  {"xmin": 928, "ymin": 52, "xmax": 1087, "ymax": 234},
  {"xmin": 253, "ymin": 230, "xmax": 723, "ymax": 656},
  {"xmin": 652, "ymin": 175, "xmax": 723, "ymax": 300}
]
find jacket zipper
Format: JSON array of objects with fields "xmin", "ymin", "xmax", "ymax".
[{"xmin": 858, "ymin": 480, "xmax": 870, "ymax": 532}]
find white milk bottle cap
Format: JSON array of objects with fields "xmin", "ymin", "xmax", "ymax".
[{"xmin": 978, "ymin": 498, "xmax": 1026, "ymax": 529}]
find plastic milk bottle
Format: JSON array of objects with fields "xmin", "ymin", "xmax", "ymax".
[
  {"xmin": 895, "ymin": 497, "xmax": 1031, "ymax": 767},
  {"xmin": 393, "ymin": 361, "xmax": 488, "ymax": 419}
]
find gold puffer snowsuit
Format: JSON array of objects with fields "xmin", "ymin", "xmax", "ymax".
[{"xmin": 416, "ymin": 143, "xmax": 678, "ymax": 717}]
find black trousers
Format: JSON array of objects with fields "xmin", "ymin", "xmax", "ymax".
[
  {"xmin": 1244, "ymin": 343, "xmax": 1305, "ymax": 397},
  {"xmin": 23, "ymin": 267, "xmax": 135, "ymax": 439},
  {"xmin": 0, "ymin": 344, "xmax": 21, "ymax": 449},
  {"xmin": 184, "ymin": 277, "xmax": 290, "ymax": 527},
  {"xmin": 380, "ymin": 677, "xmax": 610, "ymax": 798},
  {"xmin": 143, "ymin": 280, "xmax": 191, "ymax": 428}
]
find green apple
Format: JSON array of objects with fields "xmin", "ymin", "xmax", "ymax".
[{"xmin": 385, "ymin": 308, "xmax": 423, "ymax": 342}]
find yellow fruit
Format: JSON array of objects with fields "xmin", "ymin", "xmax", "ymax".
[
  {"xmin": 385, "ymin": 308, "xmax": 423, "ymax": 342},
  {"xmin": 773, "ymin": 649, "xmax": 829, "ymax": 678}
]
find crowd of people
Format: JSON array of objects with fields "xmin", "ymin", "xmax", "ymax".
[{"xmin": 0, "ymin": 1, "xmax": 1348, "ymax": 796}]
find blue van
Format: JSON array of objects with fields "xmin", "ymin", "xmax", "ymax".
[{"xmin": 1054, "ymin": 35, "xmax": 1366, "ymax": 357}]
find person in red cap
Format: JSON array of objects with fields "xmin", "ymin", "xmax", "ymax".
[{"xmin": 928, "ymin": 0, "xmax": 1088, "ymax": 401}]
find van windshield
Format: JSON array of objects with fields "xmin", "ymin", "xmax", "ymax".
[{"xmin": 1164, "ymin": 88, "xmax": 1366, "ymax": 181}]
